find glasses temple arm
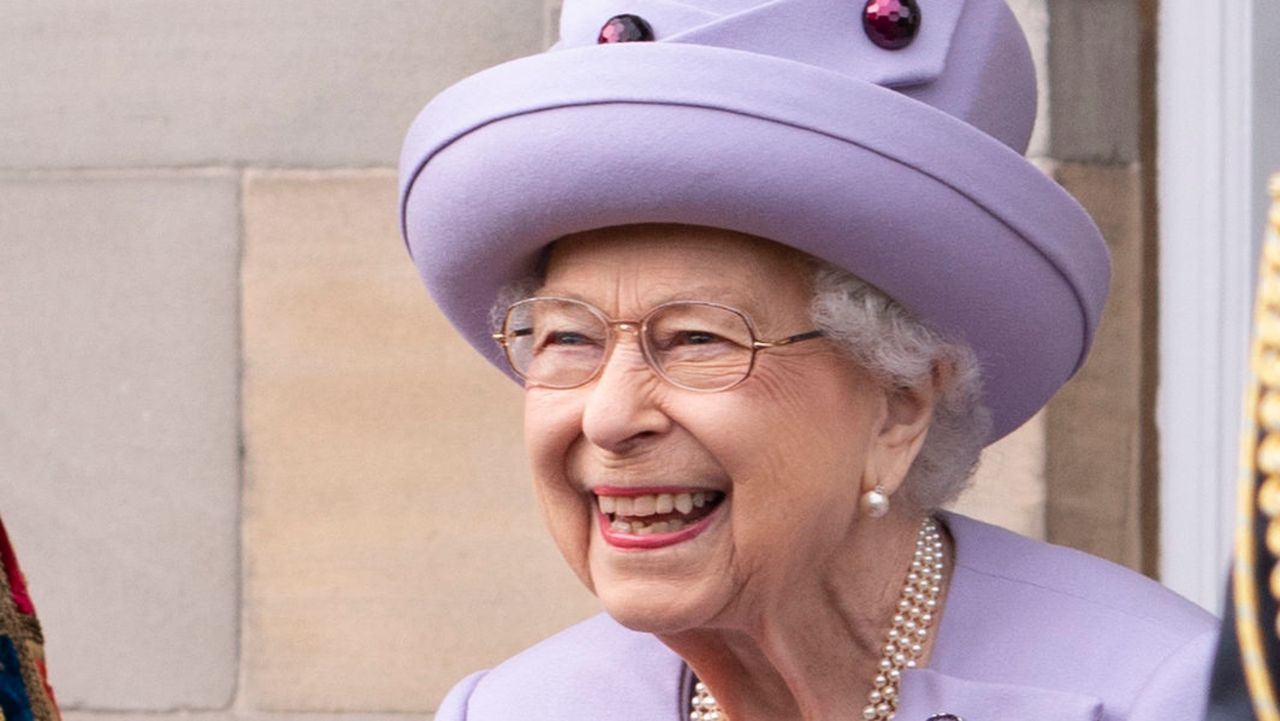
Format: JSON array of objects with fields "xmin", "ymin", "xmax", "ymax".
[{"xmin": 753, "ymin": 330, "xmax": 825, "ymax": 349}]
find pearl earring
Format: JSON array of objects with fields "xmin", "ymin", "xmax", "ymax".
[{"xmin": 860, "ymin": 484, "xmax": 891, "ymax": 518}]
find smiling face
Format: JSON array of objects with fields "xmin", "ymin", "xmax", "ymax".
[{"xmin": 523, "ymin": 225, "xmax": 902, "ymax": 634}]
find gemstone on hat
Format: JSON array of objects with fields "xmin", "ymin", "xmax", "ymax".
[
  {"xmin": 863, "ymin": 0, "xmax": 922, "ymax": 50},
  {"xmin": 598, "ymin": 14, "xmax": 655, "ymax": 43}
]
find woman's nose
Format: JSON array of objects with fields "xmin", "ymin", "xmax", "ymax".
[{"xmin": 579, "ymin": 336, "xmax": 672, "ymax": 453}]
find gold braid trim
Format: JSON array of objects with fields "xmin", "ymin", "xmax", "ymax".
[{"xmin": 1237, "ymin": 173, "xmax": 1280, "ymax": 721}]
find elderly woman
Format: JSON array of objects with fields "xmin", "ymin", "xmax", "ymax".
[{"xmin": 398, "ymin": 0, "xmax": 1218, "ymax": 718}]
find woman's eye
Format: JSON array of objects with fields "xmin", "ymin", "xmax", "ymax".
[
  {"xmin": 542, "ymin": 330, "xmax": 598, "ymax": 347},
  {"xmin": 672, "ymin": 330, "xmax": 723, "ymax": 346},
  {"xmin": 553, "ymin": 332, "xmax": 588, "ymax": 345}
]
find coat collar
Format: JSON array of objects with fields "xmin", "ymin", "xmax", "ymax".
[
  {"xmin": 881, "ymin": 513, "xmax": 1104, "ymax": 721},
  {"xmin": 894, "ymin": 667, "xmax": 1102, "ymax": 721},
  {"xmin": 667, "ymin": 513, "xmax": 1106, "ymax": 721},
  {"xmin": 676, "ymin": 661, "xmax": 1104, "ymax": 721}
]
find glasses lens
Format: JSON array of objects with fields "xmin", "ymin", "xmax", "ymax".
[
  {"xmin": 503, "ymin": 299, "xmax": 607, "ymax": 388},
  {"xmin": 645, "ymin": 303, "xmax": 755, "ymax": 390}
]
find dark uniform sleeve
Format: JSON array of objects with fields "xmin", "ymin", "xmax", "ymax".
[{"xmin": 1204, "ymin": 174, "xmax": 1280, "ymax": 721}]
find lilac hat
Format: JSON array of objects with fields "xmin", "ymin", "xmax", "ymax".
[{"xmin": 398, "ymin": 0, "xmax": 1111, "ymax": 442}]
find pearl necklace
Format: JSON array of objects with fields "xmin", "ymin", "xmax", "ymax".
[{"xmin": 690, "ymin": 517, "xmax": 945, "ymax": 721}]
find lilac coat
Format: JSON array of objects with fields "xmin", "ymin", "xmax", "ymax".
[{"xmin": 437, "ymin": 514, "xmax": 1218, "ymax": 720}]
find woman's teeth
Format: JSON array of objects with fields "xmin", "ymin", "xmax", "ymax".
[
  {"xmin": 597, "ymin": 492, "xmax": 712, "ymax": 516},
  {"xmin": 609, "ymin": 518, "xmax": 687, "ymax": 535},
  {"xmin": 597, "ymin": 491, "xmax": 720, "ymax": 535}
]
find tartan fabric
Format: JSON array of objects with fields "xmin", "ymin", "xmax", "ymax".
[{"xmin": 0, "ymin": 518, "xmax": 59, "ymax": 721}]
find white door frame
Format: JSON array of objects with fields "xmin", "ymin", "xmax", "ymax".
[{"xmin": 1157, "ymin": 0, "xmax": 1257, "ymax": 614}]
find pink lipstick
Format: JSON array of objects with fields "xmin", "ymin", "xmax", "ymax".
[{"xmin": 594, "ymin": 489, "xmax": 725, "ymax": 549}]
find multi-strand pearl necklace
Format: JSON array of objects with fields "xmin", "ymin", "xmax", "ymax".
[{"xmin": 690, "ymin": 517, "xmax": 945, "ymax": 721}]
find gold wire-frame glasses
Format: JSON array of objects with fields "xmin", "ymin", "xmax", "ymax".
[{"xmin": 492, "ymin": 296, "xmax": 826, "ymax": 392}]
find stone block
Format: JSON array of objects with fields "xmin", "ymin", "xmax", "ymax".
[
  {"xmin": 1045, "ymin": 162, "xmax": 1148, "ymax": 570},
  {"xmin": 1006, "ymin": 0, "xmax": 1050, "ymax": 160},
  {"xmin": 545, "ymin": 0, "xmax": 564, "ymax": 48},
  {"xmin": 241, "ymin": 170, "xmax": 599, "ymax": 713},
  {"xmin": 1048, "ymin": 0, "xmax": 1142, "ymax": 163},
  {"xmin": 0, "ymin": 171, "xmax": 241, "ymax": 709},
  {"xmin": 951, "ymin": 411, "xmax": 1046, "ymax": 540},
  {"xmin": 1, "ymin": 0, "xmax": 545, "ymax": 169}
]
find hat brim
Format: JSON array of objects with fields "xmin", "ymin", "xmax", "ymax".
[{"xmin": 400, "ymin": 42, "xmax": 1110, "ymax": 442}]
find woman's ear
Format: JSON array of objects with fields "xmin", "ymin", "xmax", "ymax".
[{"xmin": 864, "ymin": 360, "xmax": 949, "ymax": 496}]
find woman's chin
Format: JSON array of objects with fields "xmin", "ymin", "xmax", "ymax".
[
  {"xmin": 601, "ymin": 599, "xmax": 706, "ymax": 635},
  {"xmin": 592, "ymin": 576, "xmax": 725, "ymax": 634},
  {"xmin": 582, "ymin": 498, "xmax": 734, "ymax": 633}
]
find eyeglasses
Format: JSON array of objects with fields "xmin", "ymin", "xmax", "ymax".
[{"xmin": 492, "ymin": 297, "xmax": 825, "ymax": 392}]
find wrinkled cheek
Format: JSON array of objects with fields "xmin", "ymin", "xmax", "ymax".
[
  {"xmin": 524, "ymin": 390, "xmax": 595, "ymax": 589},
  {"xmin": 533, "ymin": 474, "xmax": 595, "ymax": 590},
  {"xmin": 729, "ymin": 481, "xmax": 854, "ymax": 585}
]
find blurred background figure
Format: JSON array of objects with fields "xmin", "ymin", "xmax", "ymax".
[{"xmin": 0, "ymin": 518, "xmax": 60, "ymax": 721}]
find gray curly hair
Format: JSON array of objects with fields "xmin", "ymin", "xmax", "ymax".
[
  {"xmin": 492, "ymin": 261, "xmax": 991, "ymax": 510},
  {"xmin": 809, "ymin": 263, "xmax": 991, "ymax": 509}
]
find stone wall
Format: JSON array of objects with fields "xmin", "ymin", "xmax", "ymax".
[
  {"xmin": 0, "ymin": 1, "xmax": 1076, "ymax": 718},
  {"xmin": 1042, "ymin": 0, "xmax": 1159, "ymax": 573}
]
